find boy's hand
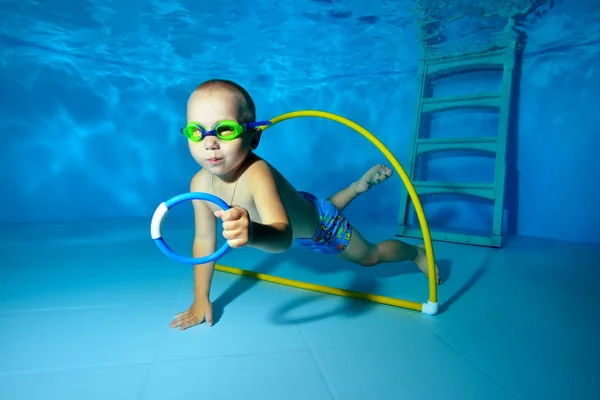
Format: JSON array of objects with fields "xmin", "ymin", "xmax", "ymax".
[
  {"xmin": 215, "ymin": 206, "xmax": 252, "ymax": 248},
  {"xmin": 170, "ymin": 296, "xmax": 213, "ymax": 330}
]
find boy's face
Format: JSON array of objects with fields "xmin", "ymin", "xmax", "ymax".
[{"xmin": 186, "ymin": 90, "xmax": 254, "ymax": 178}]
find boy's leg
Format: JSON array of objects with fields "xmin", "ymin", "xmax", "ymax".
[
  {"xmin": 339, "ymin": 226, "xmax": 442, "ymax": 284},
  {"xmin": 328, "ymin": 164, "xmax": 392, "ymax": 212}
]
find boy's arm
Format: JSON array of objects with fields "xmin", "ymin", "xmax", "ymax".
[
  {"xmin": 190, "ymin": 174, "xmax": 217, "ymax": 298},
  {"xmin": 248, "ymin": 161, "xmax": 293, "ymax": 253}
]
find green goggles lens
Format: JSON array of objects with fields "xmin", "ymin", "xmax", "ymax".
[{"xmin": 181, "ymin": 120, "xmax": 244, "ymax": 142}]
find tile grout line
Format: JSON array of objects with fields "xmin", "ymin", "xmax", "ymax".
[
  {"xmin": 0, "ymin": 336, "xmax": 476, "ymax": 378},
  {"xmin": 298, "ymin": 328, "xmax": 339, "ymax": 400},
  {"xmin": 136, "ymin": 326, "xmax": 173, "ymax": 400},
  {"xmin": 288, "ymin": 299, "xmax": 338, "ymax": 400},
  {"xmin": 0, "ymin": 346, "xmax": 359, "ymax": 377},
  {"xmin": 0, "ymin": 360, "xmax": 154, "ymax": 377},
  {"xmin": 136, "ymin": 274, "xmax": 197, "ymax": 400},
  {"xmin": 409, "ymin": 314, "xmax": 523, "ymax": 400},
  {"xmin": 0, "ymin": 301, "xmax": 182, "ymax": 315}
]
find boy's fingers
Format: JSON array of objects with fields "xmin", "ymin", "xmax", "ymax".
[
  {"xmin": 205, "ymin": 308, "xmax": 213, "ymax": 327},
  {"xmin": 222, "ymin": 220, "xmax": 241, "ymax": 231},
  {"xmin": 173, "ymin": 311, "xmax": 188, "ymax": 320},
  {"xmin": 221, "ymin": 206, "xmax": 248, "ymax": 222},
  {"xmin": 179, "ymin": 315, "xmax": 201, "ymax": 331},
  {"xmin": 222, "ymin": 229, "xmax": 242, "ymax": 241},
  {"xmin": 170, "ymin": 311, "xmax": 188, "ymax": 327},
  {"xmin": 220, "ymin": 209, "xmax": 238, "ymax": 222}
]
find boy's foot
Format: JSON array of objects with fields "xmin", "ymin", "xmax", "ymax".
[
  {"xmin": 415, "ymin": 244, "xmax": 443, "ymax": 284},
  {"xmin": 355, "ymin": 164, "xmax": 393, "ymax": 194}
]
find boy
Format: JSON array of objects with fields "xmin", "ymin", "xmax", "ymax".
[{"xmin": 170, "ymin": 79, "xmax": 440, "ymax": 331}]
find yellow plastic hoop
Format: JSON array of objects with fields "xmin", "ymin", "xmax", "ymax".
[{"xmin": 214, "ymin": 110, "xmax": 438, "ymax": 314}]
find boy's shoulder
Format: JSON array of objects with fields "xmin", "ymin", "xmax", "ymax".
[
  {"xmin": 244, "ymin": 155, "xmax": 269, "ymax": 174},
  {"xmin": 243, "ymin": 155, "xmax": 282, "ymax": 181},
  {"xmin": 190, "ymin": 169, "xmax": 211, "ymax": 190}
]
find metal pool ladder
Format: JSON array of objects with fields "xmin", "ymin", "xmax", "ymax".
[{"xmin": 396, "ymin": 46, "xmax": 517, "ymax": 248}]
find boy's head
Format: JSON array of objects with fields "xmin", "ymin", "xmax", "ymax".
[
  {"xmin": 191, "ymin": 79, "xmax": 256, "ymax": 124},
  {"xmin": 185, "ymin": 79, "xmax": 262, "ymax": 177}
]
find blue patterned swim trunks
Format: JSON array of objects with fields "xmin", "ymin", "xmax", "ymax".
[{"xmin": 295, "ymin": 191, "xmax": 353, "ymax": 254}]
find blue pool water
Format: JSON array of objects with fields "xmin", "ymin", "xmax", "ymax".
[{"xmin": 1, "ymin": 1, "xmax": 599, "ymax": 399}]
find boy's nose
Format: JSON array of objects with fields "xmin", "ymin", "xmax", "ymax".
[{"xmin": 204, "ymin": 137, "xmax": 219, "ymax": 150}]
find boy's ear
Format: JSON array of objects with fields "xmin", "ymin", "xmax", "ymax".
[{"xmin": 250, "ymin": 129, "xmax": 262, "ymax": 150}]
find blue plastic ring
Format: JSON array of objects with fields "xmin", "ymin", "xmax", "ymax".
[{"xmin": 150, "ymin": 192, "xmax": 231, "ymax": 265}]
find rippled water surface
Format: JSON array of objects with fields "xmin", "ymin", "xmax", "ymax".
[{"xmin": 2, "ymin": 0, "xmax": 596, "ymax": 87}]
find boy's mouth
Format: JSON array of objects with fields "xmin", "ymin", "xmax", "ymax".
[{"xmin": 206, "ymin": 157, "xmax": 223, "ymax": 164}]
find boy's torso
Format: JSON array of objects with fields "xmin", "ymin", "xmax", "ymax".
[{"xmin": 195, "ymin": 155, "xmax": 320, "ymax": 239}]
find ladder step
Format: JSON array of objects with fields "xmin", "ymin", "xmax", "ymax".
[
  {"xmin": 416, "ymin": 136, "xmax": 498, "ymax": 154},
  {"xmin": 396, "ymin": 226, "xmax": 502, "ymax": 248},
  {"xmin": 426, "ymin": 49, "xmax": 507, "ymax": 77},
  {"xmin": 413, "ymin": 181, "xmax": 495, "ymax": 200},
  {"xmin": 422, "ymin": 92, "xmax": 502, "ymax": 113}
]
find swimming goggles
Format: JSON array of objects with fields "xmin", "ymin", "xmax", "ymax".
[{"xmin": 181, "ymin": 120, "xmax": 272, "ymax": 142}]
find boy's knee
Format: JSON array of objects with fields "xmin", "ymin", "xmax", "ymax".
[{"xmin": 357, "ymin": 252, "xmax": 379, "ymax": 267}]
